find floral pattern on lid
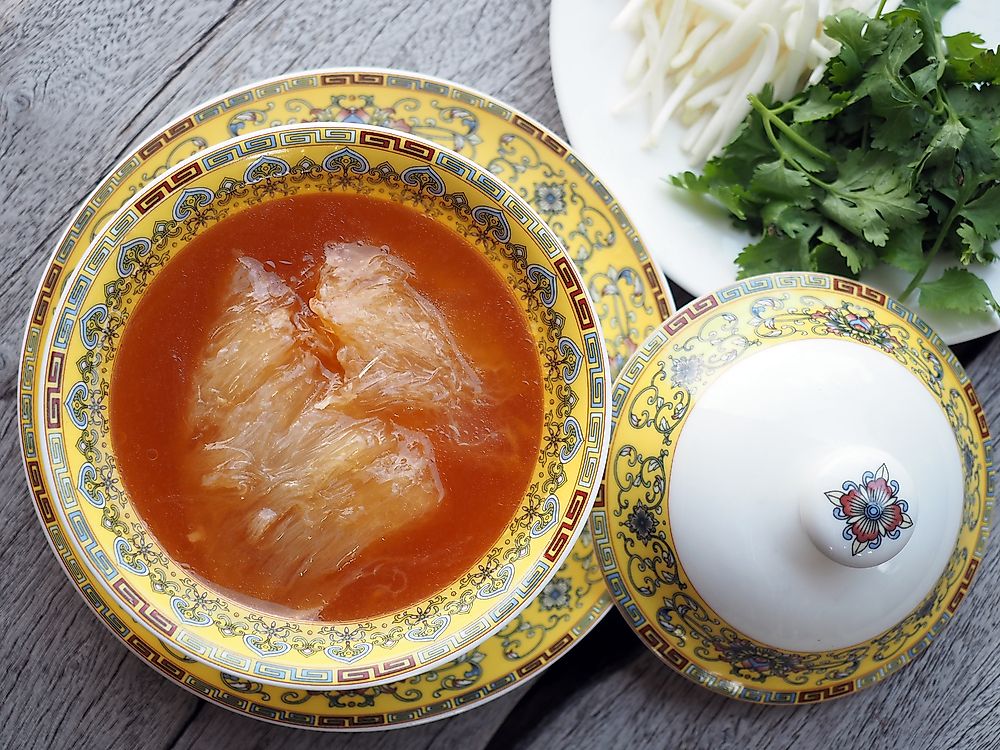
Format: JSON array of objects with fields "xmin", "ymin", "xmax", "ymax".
[{"xmin": 827, "ymin": 464, "xmax": 914, "ymax": 557}]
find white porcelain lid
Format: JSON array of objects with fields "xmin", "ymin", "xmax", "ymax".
[
  {"xmin": 668, "ymin": 338, "xmax": 959, "ymax": 651},
  {"xmin": 594, "ymin": 273, "xmax": 992, "ymax": 703}
]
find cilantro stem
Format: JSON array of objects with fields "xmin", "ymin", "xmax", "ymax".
[
  {"xmin": 757, "ymin": 115, "xmax": 835, "ymax": 196},
  {"xmin": 900, "ymin": 198, "xmax": 966, "ymax": 300},
  {"xmin": 749, "ymin": 95, "xmax": 834, "ymax": 165},
  {"xmin": 874, "ymin": 0, "xmax": 888, "ymax": 19}
]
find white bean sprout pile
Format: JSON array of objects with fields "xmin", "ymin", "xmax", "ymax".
[{"xmin": 614, "ymin": 0, "xmax": 899, "ymax": 162}]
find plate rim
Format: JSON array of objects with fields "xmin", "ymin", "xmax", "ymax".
[{"xmin": 17, "ymin": 66, "xmax": 668, "ymax": 728}]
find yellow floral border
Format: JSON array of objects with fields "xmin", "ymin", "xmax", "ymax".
[{"xmin": 36, "ymin": 125, "xmax": 609, "ymax": 690}]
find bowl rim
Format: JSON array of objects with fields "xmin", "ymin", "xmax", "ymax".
[{"xmin": 25, "ymin": 120, "xmax": 612, "ymax": 689}]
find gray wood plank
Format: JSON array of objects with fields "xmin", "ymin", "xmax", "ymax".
[{"xmin": 1, "ymin": 2, "xmax": 245, "ymax": 747}]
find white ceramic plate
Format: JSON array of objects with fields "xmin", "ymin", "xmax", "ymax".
[{"xmin": 550, "ymin": 0, "xmax": 1000, "ymax": 344}]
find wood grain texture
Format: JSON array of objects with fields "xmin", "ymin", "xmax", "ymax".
[{"xmin": 1, "ymin": 1, "xmax": 998, "ymax": 749}]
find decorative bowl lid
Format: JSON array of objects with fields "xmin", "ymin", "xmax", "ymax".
[{"xmin": 594, "ymin": 273, "xmax": 993, "ymax": 704}]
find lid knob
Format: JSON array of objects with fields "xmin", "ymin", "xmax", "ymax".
[{"xmin": 800, "ymin": 448, "xmax": 917, "ymax": 569}]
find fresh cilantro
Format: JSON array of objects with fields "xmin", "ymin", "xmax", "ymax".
[
  {"xmin": 750, "ymin": 161, "xmax": 812, "ymax": 204},
  {"xmin": 672, "ymin": 0, "xmax": 1000, "ymax": 315},
  {"xmin": 736, "ymin": 233, "xmax": 810, "ymax": 277},
  {"xmin": 957, "ymin": 185, "xmax": 1000, "ymax": 263},
  {"xmin": 817, "ymin": 223, "xmax": 878, "ymax": 274},
  {"xmin": 883, "ymin": 223, "xmax": 928, "ymax": 272},
  {"xmin": 919, "ymin": 268, "xmax": 1000, "ymax": 313},
  {"xmin": 818, "ymin": 152, "xmax": 928, "ymax": 247},
  {"xmin": 824, "ymin": 10, "xmax": 889, "ymax": 86},
  {"xmin": 903, "ymin": 0, "xmax": 959, "ymax": 18},
  {"xmin": 792, "ymin": 84, "xmax": 850, "ymax": 122}
]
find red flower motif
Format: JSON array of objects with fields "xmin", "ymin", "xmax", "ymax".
[
  {"xmin": 844, "ymin": 312, "xmax": 873, "ymax": 332},
  {"xmin": 826, "ymin": 464, "xmax": 913, "ymax": 556}
]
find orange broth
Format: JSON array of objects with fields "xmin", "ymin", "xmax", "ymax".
[{"xmin": 110, "ymin": 193, "xmax": 544, "ymax": 621}]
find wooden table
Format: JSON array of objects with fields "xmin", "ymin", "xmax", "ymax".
[{"xmin": 3, "ymin": 1, "xmax": 999, "ymax": 747}]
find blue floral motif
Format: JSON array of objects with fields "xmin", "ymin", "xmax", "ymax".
[
  {"xmin": 670, "ymin": 354, "xmax": 705, "ymax": 391},
  {"xmin": 533, "ymin": 182, "xmax": 566, "ymax": 217},
  {"xmin": 538, "ymin": 576, "xmax": 572, "ymax": 611},
  {"xmin": 243, "ymin": 155, "xmax": 289, "ymax": 184},
  {"xmin": 625, "ymin": 504, "xmax": 658, "ymax": 543}
]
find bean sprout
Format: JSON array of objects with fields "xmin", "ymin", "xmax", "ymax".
[{"xmin": 615, "ymin": 0, "xmax": 901, "ymax": 162}]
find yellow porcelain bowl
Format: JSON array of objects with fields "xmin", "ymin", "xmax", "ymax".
[{"xmin": 31, "ymin": 123, "xmax": 610, "ymax": 690}]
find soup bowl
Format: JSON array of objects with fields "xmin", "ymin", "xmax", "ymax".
[{"xmin": 30, "ymin": 123, "xmax": 610, "ymax": 690}]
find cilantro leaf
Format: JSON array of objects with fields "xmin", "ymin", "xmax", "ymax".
[
  {"xmin": 944, "ymin": 31, "xmax": 1000, "ymax": 83},
  {"xmin": 776, "ymin": 124, "xmax": 832, "ymax": 173},
  {"xmin": 948, "ymin": 85, "xmax": 1000, "ymax": 176},
  {"xmin": 856, "ymin": 19, "xmax": 925, "ymax": 116},
  {"xmin": 902, "ymin": 0, "xmax": 959, "ymax": 20},
  {"xmin": 736, "ymin": 233, "xmax": 810, "ymax": 278},
  {"xmin": 957, "ymin": 222, "xmax": 988, "ymax": 264},
  {"xmin": 817, "ymin": 223, "xmax": 878, "ymax": 274},
  {"xmin": 824, "ymin": 10, "xmax": 890, "ymax": 86},
  {"xmin": 918, "ymin": 267, "xmax": 1000, "ymax": 313},
  {"xmin": 819, "ymin": 154, "xmax": 929, "ymax": 246},
  {"xmin": 870, "ymin": 106, "xmax": 931, "ymax": 155},
  {"xmin": 929, "ymin": 116, "xmax": 970, "ymax": 153},
  {"xmin": 960, "ymin": 185, "xmax": 1000, "ymax": 235},
  {"xmin": 882, "ymin": 223, "xmax": 928, "ymax": 273},
  {"xmin": 956, "ymin": 184, "xmax": 1000, "ymax": 263},
  {"xmin": 760, "ymin": 203, "xmax": 818, "ymax": 239},
  {"xmin": 811, "ymin": 244, "xmax": 853, "ymax": 276},
  {"xmin": 946, "ymin": 31, "xmax": 988, "ymax": 79},
  {"xmin": 694, "ymin": 110, "xmax": 774, "ymax": 186},
  {"xmin": 917, "ymin": 115, "xmax": 970, "ymax": 182},
  {"xmin": 914, "ymin": 2, "xmax": 949, "ymax": 80},
  {"xmin": 793, "ymin": 85, "xmax": 851, "ymax": 123},
  {"xmin": 909, "ymin": 62, "xmax": 941, "ymax": 97},
  {"xmin": 749, "ymin": 161, "xmax": 812, "ymax": 205},
  {"xmin": 670, "ymin": 171, "xmax": 750, "ymax": 220},
  {"xmin": 970, "ymin": 49, "xmax": 1000, "ymax": 84}
]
